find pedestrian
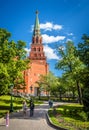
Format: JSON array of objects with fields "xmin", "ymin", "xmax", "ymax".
[
  {"xmin": 30, "ymin": 102, "xmax": 35, "ymax": 117},
  {"xmin": 6, "ymin": 111, "xmax": 9, "ymax": 127},
  {"xmin": 48, "ymin": 99, "xmax": 53, "ymax": 108},
  {"xmin": 22, "ymin": 100, "xmax": 27, "ymax": 117},
  {"xmin": 51, "ymin": 100, "xmax": 53, "ymax": 107}
]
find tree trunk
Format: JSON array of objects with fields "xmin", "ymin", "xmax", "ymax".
[
  {"xmin": 72, "ymin": 87, "xmax": 75, "ymax": 100},
  {"xmin": 76, "ymin": 80, "xmax": 83, "ymax": 104}
]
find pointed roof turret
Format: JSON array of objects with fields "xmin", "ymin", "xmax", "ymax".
[{"xmin": 33, "ymin": 10, "xmax": 41, "ymax": 36}]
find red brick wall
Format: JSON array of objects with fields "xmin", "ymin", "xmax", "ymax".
[{"xmin": 24, "ymin": 61, "xmax": 49, "ymax": 95}]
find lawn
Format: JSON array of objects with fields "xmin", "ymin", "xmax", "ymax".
[
  {"xmin": 0, "ymin": 95, "xmax": 23, "ymax": 118},
  {"xmin": 48, "ymin": 103, "xmax": 89, "ymax": 130},
  {"xmin": 0, "ymin": 95, "xmax": 43, "ymax": 118}
]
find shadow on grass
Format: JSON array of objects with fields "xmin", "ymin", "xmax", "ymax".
[{"xmin": 48, "ymin": 104, "xmax": 86, "ymax": 122}]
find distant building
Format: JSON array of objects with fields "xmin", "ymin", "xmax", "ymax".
[{"xmin": 24, "ymin": 11, "xmax": 49, "ymax": 96}]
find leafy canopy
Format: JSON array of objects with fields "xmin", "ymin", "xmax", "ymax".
[{"xmin": 0, "ymin": 28, "xmax": 30, "ymax": 95}]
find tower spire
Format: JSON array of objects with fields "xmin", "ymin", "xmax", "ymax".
[
  {"xmin": 30, "ymin": 11, "xmax": 46, "ymax": 62},
  {"xmin": 36, "ymin": 10, "xmax": 39, "ymax": 14},
  {"xmin": 33, "ymin": 10, "xmax": 40, "ymax": 36}
]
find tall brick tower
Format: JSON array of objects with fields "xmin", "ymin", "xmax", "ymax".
[{"xmin": 24, "ymin": 11, "xmax": 49, "ymax": 96}]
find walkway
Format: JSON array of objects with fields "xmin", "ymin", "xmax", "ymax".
[{"xmin": 0, "ymin": 102, "xmax": 60, "ymax": 130}]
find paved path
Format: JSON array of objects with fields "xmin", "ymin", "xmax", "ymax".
[{"xmin": 0, "ymin": 102, "xmax": 61, "ymax": 130}]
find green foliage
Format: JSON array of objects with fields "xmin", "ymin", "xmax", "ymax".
[
  {"xmin": 38, "ymin": 72, "xmax": 59, "ymax": 97},
  {"xmin": 48, "ymin": 104, "xmax": 89, "ymax": 130},
  {"xmin": 82, "ymin": 87, "xmax": 89, "ymax": 115},
  {"xmin": 0, "ymin": 28, "xmax": 30, "ymax": 95},
  {"xmin": 78, "ymin": 34, "xmax": 89, "ymax": 67},
  {"xmin": 0, "ymin": 95, "xmax": 23, "ymax": 118},
  {"xmin": 56, "ymin": 41, "xmax": 84, "ymax": 104},
  {"xmin": 78, "ymin": 34, "xmax": 89, "ymax": 113},
  {"xmin": 79, "ymin": 111, "xmax": 88, "ymax": 121}
]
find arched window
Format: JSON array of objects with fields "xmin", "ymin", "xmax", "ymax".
[
  {"xmin": 34, "ymin": 48, "xmax": 36, "ymax": 51},
  {"xmin": 36, "ymin": 36, "xmax": 39, "ymax": 43},
  {"xmin": 32, "ymin": 37, "xmax": 36, "ymax": 43},
  {"xmin": 39, "ymin": 48, "xmax": 40, "ymax": 51}
]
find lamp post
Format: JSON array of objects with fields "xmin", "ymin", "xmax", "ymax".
[{"xmin": 10, "ymin": 84, "xmax": 14, "ymax": 112}]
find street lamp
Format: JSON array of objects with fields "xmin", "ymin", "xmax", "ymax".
[{"xmin": 10, "ymin": 84, "xmax": 14, "ymax": 112}]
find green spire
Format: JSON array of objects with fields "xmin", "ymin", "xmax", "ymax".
[
  {"xmin": 33, "ymin": 10, "xmax": 40, "ymax": 35},
  {"xmin": 35, "ymin": 10, "xmax": 40, "ymax": 30}
]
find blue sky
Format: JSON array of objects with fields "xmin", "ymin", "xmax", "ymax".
[{"xmin": 0, "ymin": 0, "xmax": 89, "ymax": 77}]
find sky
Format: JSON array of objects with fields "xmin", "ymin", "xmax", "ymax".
[{"xmin": 0, "ymin": 0, "xmax": 89, "ymax": 77}]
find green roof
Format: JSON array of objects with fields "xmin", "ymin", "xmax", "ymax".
[{"xmin": 33, "ymin": 11, "xmax": 41, "ymax": 35}]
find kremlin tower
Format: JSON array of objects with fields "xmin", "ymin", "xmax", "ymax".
[{"xmin": 24, "ymin": 11, "xmax": 49, "ymax": 96}]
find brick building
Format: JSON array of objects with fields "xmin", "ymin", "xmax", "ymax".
[{"xmin": 24, "ymin": 11, "xmax": 49, "ymax": 96}]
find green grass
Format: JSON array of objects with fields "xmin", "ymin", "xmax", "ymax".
[
  {"xmin": 48, "ymin": 103, "xmax": 89, "ymax": 130},
  {"xmin": 0, "ymin": 95, "xmax": 24, "ymax": 118},
  {"xmin": 0, "ymin": 95, "xmax": 43, "ymax": 118},
  {"xmin": 34, "ymin": 100, "xmax": 43, "ymax": 105}
]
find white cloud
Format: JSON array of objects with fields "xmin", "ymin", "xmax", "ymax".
[
  {"xmin": 66, "ymin": 38, "xmax": 73, "ymax": 42},
  {"xmin": 44, "ymin": 45, "xmax": 59, "ymax": 60},
  {"xmin": 24, "ymin": 48, "xmax": 30, "ymax": 56},
  {"xmin": 67, "ymin": 33, "xmax": 74, "ymax": 36},
  {"xmin": 40, "ymin": 22, "xmax": 52, "ymax": 31},
  {"xmin": 59, "ymin": 46, "xmax": 65, "ymax": 51},
  {"xmin": 42, "ymin": 34, "xmax": 65, "ymax": 44},
  {"xmin": 40, "ymin": 22, "xmax": 62, "ymax": 31},
  {"xmin": 25, "ymin": 48, "xmax": 30, "ymax": 53},
  {"xmin": 53, "ymin": 24, "xmax": 62, "ymax": 30}
]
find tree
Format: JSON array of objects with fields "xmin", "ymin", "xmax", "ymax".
[
  {"xmin": 56, "ymin": 41, "xmax": 84, "ymax": 104},
  {"xmin": 78, "ymin": 34, "xmax": 89, "ymax": 67},
  {"xmin": 37, "ymin": 72, "xmax": 59, "ymax": 99},
  {"xmin": 35, "ymin": 80, "xmax": 44, "ymax": 100},
  {"xmin": 59, "ymin": 73, "xmax": 77, "ymax": 101},
  {"xmin": 0, "ymin": 63, "xmax": 10, "ymax": 94},
  {"xmin": 78, "ymin": 34, "xmax": 89, "ymax": 114},
  {"xmin": 0, "ymin": 28, "xmax": 30, "ymax": 95}
]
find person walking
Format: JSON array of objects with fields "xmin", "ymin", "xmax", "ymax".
[
  {"xmin": 30, "ymin": 102, "xmax": 35, "ymax": 117},
  {"xmin": 48, "ymin": 99, "xmax": 53, "ymax": 108},
  {"xmin": 22, "ymin": 100, "xmax": 27, "ymax": 117}
]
